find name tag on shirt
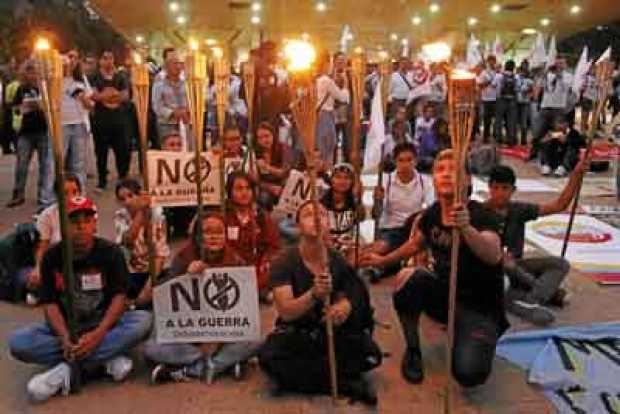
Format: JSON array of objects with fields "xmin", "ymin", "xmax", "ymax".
[
  {"xmin": 227, "ymin": 226, "xmax": 240, "ymax": 241},
  {"xmin": 81, "ymin": 273, "xmax": 103, "ymax": 291}
]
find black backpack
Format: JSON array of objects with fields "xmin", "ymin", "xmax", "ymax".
[
  {"xmin": 0, "ymin": 223, "xmax": 39, "ymax": 302},
  {"xmin": 500, "ymin": 73, "xmax": 517, "ymax": 99}
]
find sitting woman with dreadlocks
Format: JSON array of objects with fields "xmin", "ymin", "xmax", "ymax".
[{"xmin": 144, "ymin": 209, "xmax": 261, "ymax": 384}]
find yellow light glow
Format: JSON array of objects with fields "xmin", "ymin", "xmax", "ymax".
[
  {"xmin": 390, "ymin": 33, "xmax": 398, "ymax": 41},
  {"xmin": 301, "ymin": 33, "xmax": 310, "ymax": 41},
  {"xmin": 378, "ymin": 51, "xmax": 389, "ymax": 61},
  {"xmin": 251, "ymin": 2, "xmax": 261, "ymax": 12},
  {"xmin": 133, "ymin": 52, "xmax": 143, "ymax": 65},
  {"xmin": 169, "ymin": 2, "xmax": 179, "ymax": 12},
  {"xmin": 135, "ymin": 35, "xmax": 144, "ymax": 44},
  {"xmin": 522, "ymin": 28, "xmax": 537, "ymax": 35},
  {"xmin": 468, "ymin": 17, "xmax": 478, "ymax": 26},
  {"xmin": 251, "ymin": 15, "xmax": 261, "ymax": 24},
  {"xmin": 205, "ymin": 38, "xmax": 217, "ymax": 46},
  {"xmin": 451, "ymin": 69, "xmax": 476, "ymax": 80},
  {"xmin": 354, "ymin": 46, "xmax": 363, "ymax": 54},
  {"xmin": 429, "ymin": 3, "xmax": 440, "ymax": 13},
  {"xmin": 570, "ymin": 4, "xmax": 581, "ymax": 14},
  {"xmin": 176, "ymin": 15, "xmax": 186, "ymax": 25},
  {"xmin": 316, "ymin": 2, "xmax": 326, "ymax": 12},
  {"xmin": 540, "ymin": 18, "xmax": 550, "ymax": 26},
  {"xmin": 490, "ymin": 3, "xmax": 501, "ymax": 13},
  {"xmin": 189, "ymin": 39, "xmax": 199, "ymax": 51},
  {"xmin": 412, "ymin": 16, "xmax": 422, "ymax": 26},
  {"xmin": 212, "ymin": 47, "xmax": 224, "ymax": 59},
  {"xmin": 284, "ymin": 40, "xmax": 316, "ymax": 72},
  {"xmin": 35, "ymin": 38, "xmax": 51, "ymax": 51},
  {"xmin": 422, "ymin": 42, "xmax": 451, "ymax": 62}
]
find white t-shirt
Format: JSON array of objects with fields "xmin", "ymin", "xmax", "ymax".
[
  {"xmin": 61, "ymin": 77, "xmax": 87, "ymax": 125},
  {"xmin": 477, "ymin": 69, "xmax": 498, "ymax": 102},
  {"xmin": 541, "ymin": 71, "xmax": 573, "ymax": 109},
  {"xmin": 37, "ymin": 204, "xmax": 61, "ymax": 244},
  {"xmin": 380, "ymin": 172, "xmax": 435, "ymax": 229}
]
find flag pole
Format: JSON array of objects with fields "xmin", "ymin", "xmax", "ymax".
[{"xmin": 561, "ymin": 60, "xmax": 614, "ymax": 258}]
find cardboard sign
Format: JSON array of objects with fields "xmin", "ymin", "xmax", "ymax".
[
  {"xmin": 273, "ymin": 169, "xmax": 313, "ymax": 217},
  {"xmin": 147, "ymin": 150, "xmax": 222, "ymax": 207},
  {"xmin": 153, "ymin": 266, "xmax": 260, "ymax": 343}
]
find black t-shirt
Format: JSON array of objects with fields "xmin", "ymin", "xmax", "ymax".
[
  {"xmin": 270, "ymin": 247, "xmax": 362, "ymax": 331},
  {"xmin": 39, "ymin": 238, "xmax": 128, "ymax": 334},
  {"xmin": 419, "ymin": 201, "xmax": 506, "ymax": 319},
  {"xmin": 321, "ymin": 193, "xmax": 358, "ymax": 236},
  {"xmin": 493, "ymin": 201, "xmax": 540, "ymax": 259},
  {"xmin": 88, "ymin": 71, "xmax": 129, "ymax": 125},
  {"xmin": 13, "ymin": 84, "xmax": 47, "ymax": 134}
]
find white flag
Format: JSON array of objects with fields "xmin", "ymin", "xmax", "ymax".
[
  {"xmin": 530, "ymin": 32, "xmax": 547, "ymax": 69},
  {"xmin": 597, "ymin": 46, "xmax": 612, "ymax": 64},
  {"xmin": 466, "ymin": 34, "xmax": 483, "ymax": 68},
  {"xmin": 493, "ymin": 34, "xmax": 504, "ymax": 62},
  {"xmin": 546, "ymin": 35, "xmax": 557, "ymax": 68},
  {"xmin": 572, "ymin": 46, "xmax": 590, "ymax": 95},
  {"xmin": 363, "ymin": 82, "xmax": 386, "ymax": 173}
]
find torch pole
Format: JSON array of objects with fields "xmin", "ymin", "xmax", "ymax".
[{"xmin": 350, "ymin": 54, "xmax": 365, "ymax": 268}]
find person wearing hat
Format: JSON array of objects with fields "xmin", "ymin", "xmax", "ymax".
[{"xmin": 8, "ymin": 196, "xmax": 152, "ymax": 402}]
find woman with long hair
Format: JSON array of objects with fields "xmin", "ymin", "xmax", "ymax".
[
  {"xmin": 253, "ymin": 121, "xmax": 288, "ymax": 211},
  {"xmin": 225, "ymin": 171, "xmax": 281, "ymax": 302},
  {"xmin": 144, "ymin": 210, "xmax": 261, "ymax": 383}
]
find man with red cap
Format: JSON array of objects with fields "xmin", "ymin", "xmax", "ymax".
[{"xmin": 8, "ymin": 196, "xmax": 152, "ymax": 402}]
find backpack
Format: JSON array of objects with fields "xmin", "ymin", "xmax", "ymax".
[
  {"xmin": 500, "ymin": 73, "xmax": 517, "ymax": 99},
  {"xmin": 469, "ymin": 144, "xmax": 501, "ymax": 176},
  {"xmin": 0, "ymin": 223, "xmax": 39, "ymax": 302}
]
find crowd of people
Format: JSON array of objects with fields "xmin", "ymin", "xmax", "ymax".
[{"xmin": 0, "ymin": 40, "xmax": 612, "ymax": 406}]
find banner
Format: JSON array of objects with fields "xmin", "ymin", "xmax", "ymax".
[
  {"xmin": 273, "ymin": 169, "xmax": 312, "ymax": 218},
  {"xmin": 153, "ymin": 266, "xmax": 260, "ymax": 343},
  {"xmin": 147, "ymin": 150, "xmax": 222, "ymax": 207},
  {"xmin": 497, "ymin": 322, "xmax": 620, "ymax": 414}
]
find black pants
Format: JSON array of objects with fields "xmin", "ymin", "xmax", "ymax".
[
  {"xmin": 92, "ymin": 120, "xmax": 131, "ymax": 188},
  {"xmin": 259, "ymin": 327, "xmax": 381, "ymax": 394},
  {"xmin": 482, "ymin": 101, "xmax": 496, "ymax": 143},
  {"xmin": 393, "ymin": 270, "xmax": 502, "ymax": 388}
]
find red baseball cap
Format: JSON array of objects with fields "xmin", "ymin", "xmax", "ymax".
[{"xmin": 66, "ymin": 196, "xmax": 98, "ymax": 217}]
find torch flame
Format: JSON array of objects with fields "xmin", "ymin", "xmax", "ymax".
[
  {"xmin": 451, "ymin": 69, "xmax": 476, "ymax": 80},
  {"xmin": 284, "ymin": 40, "xmax": 316, "ymax": 72},
  {"xmin": 189, "ymin": 39, "xmax": 199, "ymax": 51},
  {"xmin": 35, "ymin": 38, "xmax": 51, "ymax": 51},
  {"xmin": 133, "ymin": 52, "xmax": 143, "ymax": 65},
  {"xmin": 212, "ymin": 47, "xmax": 224, "ymax": 59}
]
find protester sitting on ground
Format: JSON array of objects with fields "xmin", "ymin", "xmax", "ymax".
[
  {"xmin": 114, "ymin": 178, "xmax": 169, "ymax": 310},
  {"xmin": 539, "ymin": 117, "xmax": 587, "ymax": 177},
  {"xmin": 0, "ymin": 223, "xmax": 39, "ymax": 303},
  {"xmin": 6, "ymin": 62, "xmax": 54, "ymax": 211},
  {"xmin": 145, "ymin": 209, "xmax": 261, "ymax": 384},
  {"xmin": 363, "ymin": 142, "xmax": 434, "ymax": 282},
  {"xmin": 485, "ymin": 162, "xmax": 589, "ymax": 325},
  {"xmin": 363, "ymin": 150, "xmax": 508, "ymax": 387},
  {"xmin": 253, "ymin": 122, "xmax": 288, "ymax": 211},
  {"xmin": 159, "ymin": 132, "xmax": 196, "ymax": 238},
  {"xmin": 223, "ymin": 125, "xmax": 247, "ymax": 173},
  {"xmin": 9, "ymin": 196, "xmax": 152, "ymax": 402},
  {"xmin": 27, "ymin": 174, "xmax": 83, "ymax": 299},
  {"xmin": 417, "ymin": 118, "xmax": 450, "ymax": 173},
  {"xmin": 259, "ymin": 201, "xmax": 382, "ymax": 406},
  {"xmin": 320, "ymin": 163, "xmax": 365, "ymax": 265},
  {"xmin": 225, "ymin": 171, "xmax": 281, "ymax": 303},
  {"xmin": 386, "ymin": 106, "xmax": 413, "ymax": 155}
]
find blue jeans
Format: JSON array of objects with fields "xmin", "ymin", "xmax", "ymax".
[
  {"xmin": 143, "ymin": 337, "xmax": 261, "ymax": 377},
  {"xmin": 13, "ymin": 131, "xmax": 55, "ymax": 208},
  {"xmin": 63, "ymin": 123, "xmax": 88, "ymax": 191},
  {"xmin": 9, "ymin": 310, "xmax": 152, "ymax": 369},
  {"xmin": 316, "ymin": 110, "xmax": 336, "ymax": 168}
]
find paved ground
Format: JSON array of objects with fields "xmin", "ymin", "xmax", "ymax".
[{"xmin": 0, "ymin": 149, "xmax": 619, "ymax": 414}]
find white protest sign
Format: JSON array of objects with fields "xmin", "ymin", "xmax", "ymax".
[
  {"xmin": 153, "ymin": 266, "xmax": 260, "ymax": 343},
  {"xmin": 147, "ymin": 150, "xmax": 222, "ymax": 207},
  {"xmin": 273, "ymin": 169, "xmax": 313, "ymax": 218}
]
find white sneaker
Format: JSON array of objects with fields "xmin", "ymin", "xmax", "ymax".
[
  {"xmin": 540, "ymin": 165, "xmax": 552, "ymax": 176},
  {"xmin": 554, "ymin": 165, "xmax": 567, "ymax": 177},
  {"xmin": 27, "ymin": 362, "xmax": 71, "ymax": 402},
  {"xmin": 105, "ymin": 356, "xmax": 133, "ymax": 382}
]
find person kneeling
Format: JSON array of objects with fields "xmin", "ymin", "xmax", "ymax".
[
  {"xmin": 9, "ymin": 197, "xmax": 152, "ymax": 402},
  {"xmin": 259, "ymin": 201, "xmax": 382, "ymax": 405},
  {"xmin": 144, "ymin": 210, "xmax": 261, "ymax": 384},
  {"xmin": 390, "ymin": 150, "xmax": 508, "ymax": 388}
]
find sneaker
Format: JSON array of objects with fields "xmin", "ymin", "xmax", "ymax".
[
  {"xmin": 554, "ymin": 165, "xmax": 567, "ymax": 177},
  {"xmin": 6, "ymin": 197, "xmax": 25, "ymax": 208},
  {"xmin": 105, "ymin": 356, "xmax": 133, "ymax": 382},
  {"xmin": 401, "ymin": 347, "xmax": 424, "ymax": 384},
  {"xmin": 27, "ymin": 362, "xmax": 71, "ymax": 402},
  {"xmin": 232, "ymin": 362, "xmax": 245, "ymax": 381},
  {"xmin": 507, "ymin": 299, "xmax": 555, "ymax": 326},
  {"xmin": 150, "ymin": 364, "xmax": 191, "ymax": 384},
  {"xmin": 25, "ymin": 293, "xmax": 39, "ymax": 307},
  {"xmin": 540, "ymin": 165, "xmax": 552, "ymax": 176}
]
